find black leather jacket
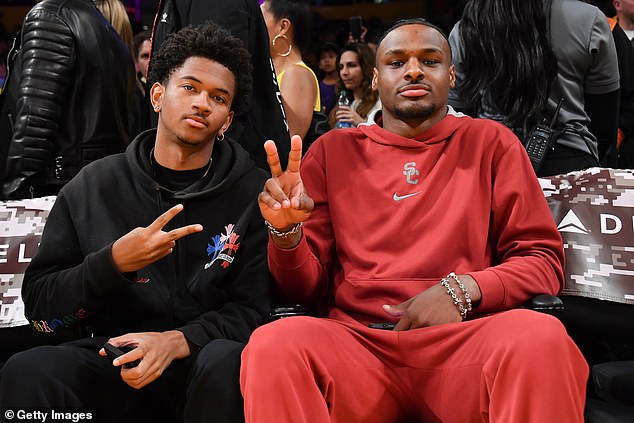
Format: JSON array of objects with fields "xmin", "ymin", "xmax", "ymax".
[{"xmin": 0, "ymin": 0, "xmax": 135, "ymax": 199}]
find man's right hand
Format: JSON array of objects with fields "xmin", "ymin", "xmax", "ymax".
[
  {"xmin": 111, "ymin": 204, "xmax": 203, "ymax": 273},
  {"xmin": 258, "ymin": 135, "xmax": 314, "ymax": 247}
]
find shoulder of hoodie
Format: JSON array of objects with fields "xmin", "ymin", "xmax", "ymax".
[
  {"xmin": 446, "ymin": 114, "xmax": 529, "ymax": 166},
  {"xmin": 306, "ymin": 109, "xmax": 523, "ymax": 159},
  {"xmin": 62, "ymin": 152, "xmax": 130, "ymax": 195}
]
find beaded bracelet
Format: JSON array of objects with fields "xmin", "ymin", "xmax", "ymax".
[
  {"xmin": 264, "ymin": 220, "xmax": 302, "ymax": 238},
  {"xmin": 439, "ymin": 277, "xmax": 467, "ymax": 320},
  {"xmin": 447, "ymin": 272, "xmax": 473, "ymax": 315}
]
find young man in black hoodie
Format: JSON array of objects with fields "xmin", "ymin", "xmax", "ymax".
[
  {"xmin": 147, "ymin": 0, "xmax": 291, "ymax": 171},
  {"xmin": 0, "ymin": 22, "xmax": 270, "ymax": 423}
]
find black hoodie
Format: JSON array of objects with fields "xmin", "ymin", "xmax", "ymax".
[{"xmin": 21, "ymin": 130, "xmax": 271, "ymax": 347}]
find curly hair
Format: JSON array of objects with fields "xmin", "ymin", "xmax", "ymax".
[
  {"xmin": 336, "ymin": 43, "xmax": 378, "ymax": 119},
  {"xmin": 149, "ymin": 22, "xmax": 253, "ymax": 115},
  {"xmin": 456, "ymin": 0, "xmax": 558, "ymax": 131}
]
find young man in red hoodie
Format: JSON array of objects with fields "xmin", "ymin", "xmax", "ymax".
[{"xmin": 241, "ymin": 18, "xmax": 588, "ymax": 422}]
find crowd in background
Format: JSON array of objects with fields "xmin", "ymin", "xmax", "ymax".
[{"xmin": 0, "ymin": 0, "xmax": 631, "ymax": 192}]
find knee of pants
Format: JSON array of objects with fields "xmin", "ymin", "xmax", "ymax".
[
  {"xmin": 192, "ymin": 339, "xmax": 244, "ymax": 380},
  {"xmin": 1, "ymin": 346, "xmax": 61, "ymax": 383},
  {"xmin": 488, "ymin": 309, "xmax": 581, "ymax": 360},
  {"xmin": 242, "ymin": 316, "xmax": 322, "ymax": 370}
]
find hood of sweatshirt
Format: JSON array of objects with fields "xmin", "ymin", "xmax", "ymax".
[
  {"xmin": 357, "ymin": 107, "xmax": 472, "ymax": 149},
  {"xmin": 127, "ymin": 129, "xmax": 259, "ymax": 201}
]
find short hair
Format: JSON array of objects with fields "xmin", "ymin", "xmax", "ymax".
[
  {"xmin": 133, "ymin": 30, "xmax": 151, "ymax": 58},
  {"xmin": 149, "ymin": 22, "xmax": 253, "ymax": 115},
  {"xmin": 376, "ymin": 18, "xmax": 450, "ymax": 54}
]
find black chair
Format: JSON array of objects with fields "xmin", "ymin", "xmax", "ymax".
[{"xmin": 527, "ymin": 295, "xmax": 634, "ymax": 422}]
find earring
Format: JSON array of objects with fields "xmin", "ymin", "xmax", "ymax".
[
  {"xmin": 153, "ymin": 104, "xmax": 160, "ymax": 112},
  {"xmin": 272, "ymin": 34, "xmax": 292, "ymax": 57},
  {"xmin": 217, "ymin": 132, "xmax": 225, "ymax": 142}
]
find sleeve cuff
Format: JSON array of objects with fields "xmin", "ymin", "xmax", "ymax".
[
  {"xmin": 87, "ymin": 244, "xmax": 134, "ymax": 296},
  {"xmin": 176, "ymin": 323, "xmax": 216, "ymax": 348},
  {"xmin": 267, "ymin": 234, "xmax": 312, "ymax": 271},
  {"xmin": 467, "ymin": 269, "xmax": 506, "ymax": 313}
]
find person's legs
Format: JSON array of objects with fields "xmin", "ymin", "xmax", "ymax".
[
  {"xmin": 0, "ymin": 337, "xmax": 141, "ymax": 422},
  {"xmin": 243, "ymin": 311, "xmax": 587, "ymax": 423},
  {"xmin": 185, "ymin": 339, "xmax": 245, "ymax": 423},
  {"xmin": 401, "ymin": 309, "xmax": 588, "ymax": 423},
  {"xmin": 241, "ymin": 316, "xmax": 415, "ymax": 423},
  {"xmin": 478, "ymin": 310, "xmax": 586, "ymax": 422}
]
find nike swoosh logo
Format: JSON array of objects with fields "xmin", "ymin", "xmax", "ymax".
[{"xmin": 393, "ymin": 191, "xmax": 422, "ymax": 201}]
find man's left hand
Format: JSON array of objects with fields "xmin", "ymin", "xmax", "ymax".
[
  {"xmin": 99, "ymin": 330, "xmax": 192, "ymax": 389},
  {"xmin": 383, "ymin": 275, "xmax": 482, "ymax": 331}
]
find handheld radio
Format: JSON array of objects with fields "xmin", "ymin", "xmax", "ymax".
[{"xmin": 523, "ymin": 98, "xmax": 564, "ymax": 173}]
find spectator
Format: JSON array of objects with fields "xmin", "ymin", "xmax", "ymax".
[
  {"xmin": 148, "ymin": 0, "xmax": 291, "ymax": 171},
  {"xmin": 241, "ymin": 19, "xmax": 588, "ymax": 423},
  {"xmin": 0, "ymin": 22, "xmax": 271, "ymax": 423},
  {"xmin": 331, "ymin": 42, "xmax": 380, "ymax": 127},
  {"xmin": 614, "ymin": 0, "xmax": 634, "ymax": 43},
  {"xmin": 0, "ymin": 0, "xmax": 135, "ymax": 199},
  {"xmin": 94, "ymin": 0, "xmax": 133, "ymax": 53},
  {"xmin": 94, "ymin": 0, "xmax": 147, "ymax": 141},
  {"xmin": 449, "ymin": 0, "xmax": 620, "ymax": 176},
  {"xmin": 134, "ymin": 30, "xmax": 152, "ymax": 85},
  {"xmin": 317, "ymin": 42, "xmax": 339, "ymax": 115},
  {"xmin": 261, "ymin": 0, "xmax": 320, "ymax": 139},
  {"xmin": 131, "ymin": 30, "xmax": 152, "ymax": 137},
  {"xmin": 608, "ymin": 16, "xmax": 634, "ymax": 167},
  {"xmin": 594, "ymin": 0, "xmax": 634, "ymax": 167}
]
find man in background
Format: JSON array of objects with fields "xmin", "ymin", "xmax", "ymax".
[{"xmin": 0, "ymin": 0, "xmax": 135, "ymax": 199}]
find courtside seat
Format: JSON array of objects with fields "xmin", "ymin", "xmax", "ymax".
[{"xmin": 539, "ymin": 168, "xmax": 634, "ymax": 422}]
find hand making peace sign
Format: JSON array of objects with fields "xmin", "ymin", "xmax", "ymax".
[
  {"xmin": 111, "ymin": 204, "xmax": 203, "ymax": 273},
  {"xmin": 258, "ymin": 135, "xmax": 314, "ymax": 242}
]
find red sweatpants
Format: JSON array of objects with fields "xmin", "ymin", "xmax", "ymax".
[{"xmin": 240, "ymin": 309, "xmax": 588, "ymax": 423}]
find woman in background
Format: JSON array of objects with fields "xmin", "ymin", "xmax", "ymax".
[
  {"xmin": 261, "ymin": 0, "xmax": 320, "ymax": 139},
  {"xmin": 94, "ymin": 0, "xmax": 144, "ymax": 138},
  {"xmin": 331, "ymin": 42, "xmax": 380, "ymax": 128},
  {"xmin": 95, "ymin": 0, "xmax": 134, "ymax": 53},
  {"xmin": 449, "ymin": 0, "xmax": 619, "ymax": 176}
]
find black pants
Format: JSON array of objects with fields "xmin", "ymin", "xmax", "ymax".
[
  {"xmin": 537, "ymin": 143, "xmax": 599, "ymax": 177},
  {"xmin": 0, "ymin": 336, "xmax": 245, "ymax": 423}
]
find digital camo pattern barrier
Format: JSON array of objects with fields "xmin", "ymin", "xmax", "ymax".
[
  {"xmin": 0, "ymin": 196, "xmax": 56, "ymax": 328},
  {"xmin": 540, "ymin": 168, "xmax": 634, "ymax": 305},
  {"xmin": 1, "ymin": 169, "xmax": 632, "ymax": 327}
]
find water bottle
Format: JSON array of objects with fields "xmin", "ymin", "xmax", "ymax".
[{"xmin": 335, "ymin": 90, "xmax": 353, "ymax": 129}]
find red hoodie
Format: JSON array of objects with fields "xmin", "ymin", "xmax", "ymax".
[{"xmin": 269, "ymin": 113, "xmax": 564, "ymax": 325}]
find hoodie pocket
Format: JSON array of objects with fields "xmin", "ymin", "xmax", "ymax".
[{"xmin": 335, "ymin": 277, "xmax": 440, "ymax": 320}]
